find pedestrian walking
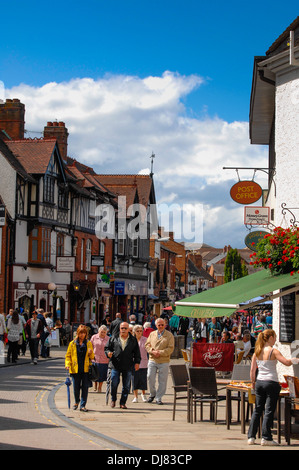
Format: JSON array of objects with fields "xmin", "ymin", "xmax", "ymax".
[
  {"xmin": 142, "ymin": 322, "xmax": 154, "ymax": 338},
  {"xmin": 0, "ymin": 312, "xmax": 6, "ymax": 343},
  {"xmin": 7, "ymin": 310, "xmax": 22, "ymax": 363},
  {"xmin": 208, "ymin": 317, "xmax": 222, "ymax": 343},
  {"xmin": 36, "ymin": 308, "xmax": 51, "ymax": 358},
  {"xmin": 110, "ymin": 312, "xmax": 123, "ymax": 337},
  {"xmin": 25, "ymin": 310, "xmax": 43, "ymax": 364},
  {"xmin": 17, "ymin": 310, "xmax": 27, "ymax": 356},
  {"xmin": 192, "ymin": 318, "xmax": 208, "ymax": 343},
  {"xmin": 248, "ymin": 329, "xmax": 299, "ymax": 446},
  {"xmin": 178, "ymin": 316, "xmax": 189, "ymax": 348},
  {"xmin": 132, "ymin": 325, "xmax": 148, "ymax": 403},
  {"xmin": 145, "ymin": 317, "xmax": 174, "ymax": 405},
  {"xmin": 91, "ymin": 325, "xmax": 109, "ymax": 392},
  {"xmin": 253, "ymin": 314, "xmax": 267, "ymax": 338},
  {"xmin": 104, "ymin": 322, "xmax": 141, "ymax": 409},
  {"xmin": 65, "ymin": 324, "xmax": 95, "ymax": 412},
  {"xmin": 44, "ymin": 312, "xmax": 53, "ymax": 357}
]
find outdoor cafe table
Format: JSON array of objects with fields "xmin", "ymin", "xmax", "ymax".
[{"xmin": 226, "ymin": 382, "xmax": 289, "ymax": 443}]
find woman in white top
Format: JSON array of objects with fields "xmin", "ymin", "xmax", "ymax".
[
  {"xmin": 7, "ymin": 310, "xmax": 22, "ymax": 363},
  {"xmin": 248, "ymin": 329, "xmax": 299, "ymax": 446}
]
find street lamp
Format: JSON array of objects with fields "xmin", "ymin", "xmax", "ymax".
[
  {"xmin": 48, "ymin": 282, "xmax": 57, "ymax": 292},
  {"xmin": 73, "ymin": 280, "xmax": 80, "ymax": 292},
  {"xmin": 24, "ymin": 276, "xmax": 32, "ymax": 292}
]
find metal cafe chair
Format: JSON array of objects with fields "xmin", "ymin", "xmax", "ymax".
[
  {"xmin": 284, "ymin": 374, "xmax": 299, "ymax": 444},
  {"xmin": 188, "ymin": 367, "xmax": 226, "ymax": 425},
  {"xmin": 169, "ymin": 364, "xmax": 189, "ymax": 421},
  {"xmin": 285, "ymin": 397, "xmax": 299, "ymax": 445},
  {"xmin": 231, "ymin": 364, "xmax": 251, "ymax": 381},
  {"xmin": 230, "ymin": 364, "xmax": 252, "ymax": 423}
]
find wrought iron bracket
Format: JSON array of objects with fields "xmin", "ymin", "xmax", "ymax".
[{"xmin": 281, "ymin": 203, "xmax": 299, "ymax": 226}]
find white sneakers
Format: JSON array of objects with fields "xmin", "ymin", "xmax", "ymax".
[
  {"xmin": 132, "ymin": 394, "xmax": 147, "ymax": 403},
  {"xmin": 248, "ymin": 437, "xmax": 279, "ymax": 446},
  {"xmin": 261, "ymin": 438, "xmax": 279, "ymax": 446}
]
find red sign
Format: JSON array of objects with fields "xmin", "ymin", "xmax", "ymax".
[
  {"xmin": 230, "ymin": 180, "xmax": 262, "ymax": 205},
  {"xmin": 192, "ymin": 343, "xmax": 235, "ymax": 371}
]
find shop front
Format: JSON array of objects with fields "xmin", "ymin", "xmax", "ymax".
[{"xmin": 114, "ymin": 278, "xmax": 148, "ymax": 320}]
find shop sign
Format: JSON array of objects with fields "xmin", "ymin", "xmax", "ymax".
[
  {"xmin": 97, "ymin": 273, "xmax": 110, "ymax": 288},
  {"xmin": 56, "ymin": 256, "xmax": 75, "ymax": 272},
  {"xmin": 244, "ymin": 206, "xmax": 270, "ymax": 225},
  {"xmin": 230, "ymin": 181, "xmax": 262, "ymax": 205},
  {"xmin": 115, "ymin": 281, "xmax": 125, "ymax": 295},
  {"xmin": 114, "ymin": 279, "xmax": 148, "ymax": 295},
  {"xmin": 91, "ymin": 255, "xmax": 104, "ymax": 266},
  {"xmin": 159, "ymin": 289, "xmax": 168, "ymax": 300},
  {"xmin": 244, "ymin": 230, "xmax": 269, "ymax": 251}
]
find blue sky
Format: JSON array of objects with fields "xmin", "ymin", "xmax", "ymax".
[
  {"xmin": 1, "ymin": 1, "xmax": 298, "ymax": 247},
  {"xmin": 2, "ymin": 1, "xmax": 298, "ymax": 121}
]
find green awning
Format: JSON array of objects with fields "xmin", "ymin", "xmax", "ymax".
[{"xmin": 175, "ymin": 269, "xmax": 299, "ymax": 319}]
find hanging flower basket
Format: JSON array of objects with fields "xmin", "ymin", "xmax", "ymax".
[{"xmin": 249, "ymin": 226, "xmax": 299, "ymax": 276}]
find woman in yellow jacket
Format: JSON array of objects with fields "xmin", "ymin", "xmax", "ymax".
[{"xmin": 65, "ymin": 324, "xmax": 94, "ymax": 411}]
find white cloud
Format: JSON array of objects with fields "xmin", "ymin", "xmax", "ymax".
[{"xmin": 6, "ymin": 71, "xmax": 268, "ymax": 247}]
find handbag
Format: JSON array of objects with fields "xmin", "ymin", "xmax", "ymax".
[{"xmin": 88, "ymin": 363, "xmax": 100, "ymax": 382}]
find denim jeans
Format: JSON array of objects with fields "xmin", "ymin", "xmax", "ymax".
[
  {"xmin": 248, "ymin": 380, "xmax": 281, "ymax": 441},
  {"xmin": 72, "ymin": 372, "xmax": 90, "ymax": 408},
  {"xmin": 110, "ymin": 368, "xmax": 132, "ymax": 405}
]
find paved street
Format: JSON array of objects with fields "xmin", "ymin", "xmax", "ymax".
[
  {"xmin": 0, "ymin": 346, "xmax": 299, "ymax": 451},
  {"xmin": 0, "ymin": 351, "xmax": 122, "ymax": 450}
]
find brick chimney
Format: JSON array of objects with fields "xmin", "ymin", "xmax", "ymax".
[
  {"xmin": 44, "ymin": 121, "xmax": 69, "ymax": 160},
  {"xmin": 0, "ymin": 99, "xmax": 25, "ymax": 140}
]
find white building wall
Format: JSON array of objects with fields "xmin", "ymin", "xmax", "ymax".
[
  {"xmin": 275, "ymin": 71, "xmax": 299, "ymax": 228},
  {"xmin": 0, "ymin": 152, "xmax": 16, "ymax": 218},
  {"xmin": 273, "ymin": 69, "xmax": 299, "ymax": 379}
]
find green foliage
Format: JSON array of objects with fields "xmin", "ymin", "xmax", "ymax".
[{"xmin": 224, "ymin": 248, "xmax": 247, "ymax": 283}]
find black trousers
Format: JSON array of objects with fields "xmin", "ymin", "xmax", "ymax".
[{"xmin": 248, "ymin": 380, "xmax": 281, "ymax": 441}]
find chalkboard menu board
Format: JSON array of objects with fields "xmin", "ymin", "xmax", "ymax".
[{"xmin": 279, "ymin": 289, "xmax": 295, "ymax": 343}]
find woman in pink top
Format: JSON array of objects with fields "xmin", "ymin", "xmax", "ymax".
[
  {"xmin": 132, "ymin": 325, "xmax": 148, "ymax": 402},
  {"xmin": 91, "ymin": 325, "xmax": 109, "ymax": 392}
]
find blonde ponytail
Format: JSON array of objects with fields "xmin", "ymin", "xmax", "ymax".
[{"xmin": 255, "ymin": 329, "xmax": 276, "ymax": 358}]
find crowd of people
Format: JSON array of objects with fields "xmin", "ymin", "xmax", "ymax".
[
  {"xmin": 62, "ymin": 308, "xmax": 277, "ymax": 411},
  {"xmin": 65, "ymin": 313, "xmax": 175, "ymax": 411},
  {"xmin": 188, "ymin": 311, "xmax": 274, "ymax": 360},
  {"xmin": 2, "ymin": 304, "xmax": 299, "ymax": 447},
  {"xmin": 0, "ymin": 307, "xmax": 71, "ymax": 364}
]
